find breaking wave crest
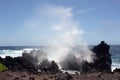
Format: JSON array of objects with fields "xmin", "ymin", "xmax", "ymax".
[{"xmin": 0, "ymin": 48, "xmax": 35, "ymax": 58}]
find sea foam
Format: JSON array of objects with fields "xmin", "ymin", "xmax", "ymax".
[{"xmin": 0, "ymin": 48, "xmax": 34, "ymax": 58}]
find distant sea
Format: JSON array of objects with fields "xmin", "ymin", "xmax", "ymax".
[{"xmin": 0, "ymin": 45, "xmax": 120, "ymax": 71}]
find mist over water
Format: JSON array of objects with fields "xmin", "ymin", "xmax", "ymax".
[{"xmin": 29, "ymin": 5, "xmax": 96, "ymax": 70}]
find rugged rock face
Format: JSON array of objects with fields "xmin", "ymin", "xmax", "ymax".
[
  {"xmin": 113, "ymin": 68, "xmax": 120, "ymax": 73},
  {"xmin": 63, "ymin": 41, "xmax": 112, "ymax": 73},
  {"xmin": 0, "ymin": 41, "xmax": 112, "ymax": 74},
  {"xmin": 22, "ymin": 50, "xmax": 59, "ymax": 73},
  {"xmin": 82, "ymin": 41, "xmax": 112, "ymax": 73},
  {"xmin": 38, "ymin": 59, "xmax": 59, "ymax": 73},
  {"xmin": 0, "ymin": 50, "xmax": 59, "ymax": 73},
  {"xmin": 55, "ymin": 72, "xmax": 72, "ymax": 80},
  {"xmin": 92, "ymin": 41, "xmax": 112, "ymax": 72},
  {"xmin": 60, "ymin": 41, "xmax": 112, "ymax": 73},
  {"xmin": 0, "ymin": 56, "xmax": 36, "ymax": 72}
]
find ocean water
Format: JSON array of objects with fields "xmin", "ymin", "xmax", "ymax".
[
  {"xmin": 0, "ymin": 45, "xmax": 120, "ymax": 71},
  {"xmin": 110, "ymin": 45, "xmax": 120, "ymax": 71}
]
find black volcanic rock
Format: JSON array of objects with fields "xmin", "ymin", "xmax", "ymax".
[
  {"xmin": 55, "ymin": 72, "xmax": 72, "ymax": 80},
  {"xmin": 49, "ymin": 61, "xmax": 59, "ymax": 73},
  {"xmin": 113, "ymin": 68, "xmax": 120, "ymax": 73},
  {"xmin": 0, "ymin": 41, "xmax": 112, "ymax": 74},
  {"xmin": 38, "ymin": 60, "xmax": 59, "ymax": 73},
  {"xmin": 0, "ymin": 50, "xmax": 60, "ymax": 74},
  {"xmin": 0, "ymin": 56, "xmax": 36, "ymax": 72},
  {"xmin": 82, "ymin": 41, "xmax": 112, "ymax": 73},
  {"xmin": 91, "ymin": 41, "xmax": 112, "ymax": 72}
]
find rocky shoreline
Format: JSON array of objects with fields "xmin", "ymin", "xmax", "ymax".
[
  {"xmin": 0, "ymin": 41, "xmax": 120, "ymax": 80},
  {"xmin": 0, "ymin": 70, "xmax": 120, "ymax": 80}
]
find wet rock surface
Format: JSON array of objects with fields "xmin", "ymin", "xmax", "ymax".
[
  {"xmin": 0, "ymin": 50, "xmax": 60, "ymax": 74},
  {"xmin": 59, "ymin": 41, "xmax": 112, "ymax": 73},
  {"xmin": 92, "ymin": 41, "xmax": 112, "ymax": 72},
  {"xmin": 81, "ymin": 41, "xmax": 112, "ymax": 73},
  {"xmin": 0, "ymin": 41, "xmax": 112, "ymax": 74},
  {"xmin": 113, "ymin": 68, "xmax": 120, "ymax": 73},
  {"xmin": 0, "ymin": 41, "xmax": 116, "ymax": 80},
  {"xmin": 0, "ymin": 56, "xmax": 36, "ymax": 72}
]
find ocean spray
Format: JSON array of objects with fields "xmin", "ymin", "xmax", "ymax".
[{"xmin": 36, "ymin": 5, "xmax": 95, "ymax": 69}]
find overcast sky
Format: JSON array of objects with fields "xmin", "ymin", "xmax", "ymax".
[{"xmin": 0, "ymin": 0, "xmax": 120, "ymax": 46}]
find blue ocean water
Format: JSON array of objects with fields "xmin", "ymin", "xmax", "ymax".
[
  {"xmin": 110, "ymin": 45, "xmax": 120, "ymax": 70},
  {"xmin": 0, "ymin": 45, "xmax": 120, "ymax": 70}
]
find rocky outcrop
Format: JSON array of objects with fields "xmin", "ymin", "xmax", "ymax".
[
  {"xmin": 0, "ymin": 41, "xmax": 112, "ymax": 74},
  {"xmin": 0, "ymin": 50, "xmax": 59, "ymax": 74},
  {"xmin": 38, "ymin": 59, "xmax": 59, "ymax": 73},
  {"xmin": 92, "ymin": 41, "xmax": 112, "ymax": 72},
  {"xmin": 0, "ymin": 56, "xmax": 36, "ymax": 72},
  {"xmin": 22, "ymin": 50, "xmax": 59, "ymax": 73},
  {"xmin": 82, "ymin": 41, "xmax": 112, "ymax": 73},
  {"xmin": 60, "ymin": 41, "xmax": 112, "ymax": 73},
  {"xmin": 55, "ymin": 72, "xmax": 72, "ymax": 80},
  {"xmin": 113, "ymin": 68, "xmax": 120, "ymax": 73}
]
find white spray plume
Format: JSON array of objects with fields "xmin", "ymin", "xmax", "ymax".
[
  {"xmin": 38, "ymin": 5, "xmax": 95, "ymax": 64},
  {"xmin": 24, "ymin": 4, "xmax": 95, "ymax": 69}
]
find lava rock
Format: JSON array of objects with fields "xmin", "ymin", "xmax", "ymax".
[
  {"xmin": 49, "ymin": 61, "xmax": 59, "ymax": 73},
  {"xmin": 0, "ymin": 56, "xmax": 36, "ymax": 72},
  {"xmin": 92, "ymin": 41, "xmax": 112, "ymax": 72},
  {"xmin": 113, "ymin": 68, "xmax": 120, "ymax": 73},
  {"xmin": 79, "ymin": 41, "xmax": 112, "ymax": 73},
  {"xmin": 29, "ymin": 77, "xmax": 35, "ymax": 80},
  {"xmin": 0, "ymin": 49, "xmax": 60, "ymax": 74},
  {"xmin": 39, "ymin": 60, "xmax": 59, "ymax": 73},
  {"xmin": 55, "ymin": 72, "xmax": 72, "ymax": 80}
]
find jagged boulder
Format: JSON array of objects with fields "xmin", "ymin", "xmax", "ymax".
[
  {"xmin": 0, "ymin": 49, "xmax": 60, "ymax": 73},
  {"xmin": 76, "ymin": 41, "xmax": 112, "ymax": 73},
  {"xmin": 1, "ymin": 56, "xmax": 36, "ymax": 72},
  {"xmin": 113, "ymin": 68, "xmax": 120, "ymax": 73},
  {"xmin": 91, "ymin": 41, "xmax": 112, "ymax": 72},
  {"xmin": 22, "ymin": 50, "xmax": 60, "ymax": 73},
  {"xmin": 38, "ymin": 60, "xmax": 59, "ymax": 73}
]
